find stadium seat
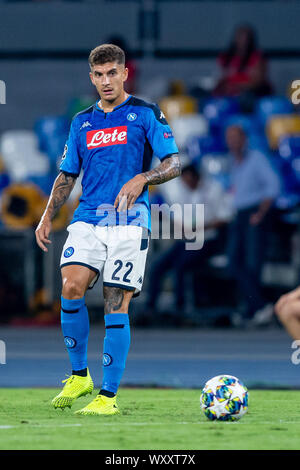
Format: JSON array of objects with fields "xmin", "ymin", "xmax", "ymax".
[
  {"xmin": 170, "ymin": 114, "xmax": 208, "ymax": 151},
  {"xmin": 159, "ymin": 80, "xmax": 198, "ymax": 122},
  {"xmin": 255, "ymin": 96, "xmax": 294, "ymax": 128},
  {"xmin": 202, "ymin": 97, "xmax": 240, "ymax": 131},
  {"xmin": 278, "ymin": 135, "xmax": 300, "ymax": 160},
  {"xmin": 266, "ymin": 115, "xmax": 300, "ymax": 149},
  {"xmin": 1, "ymin": 183, "xmax": 45, "ymax": 229},
  {"xmin": 34, "ymin": 116, "xmax": 69, "ymax": 167},
  {"xmin": 1, "ymin": 182, "xmax": 71, "ymax": 230},
  {"xmin": 200, "ymin": 155, "xmax": 231, "ymax": 189},
  {"xmin": 159, "ymin": 95, "xmax": 197, "ymax": 122},
  {"xmin": 223, "ymin": 114, "xmax": 259, "ymax": 135},
  {"xmin": 186, "ymin": 134, "xmax": 226, "ymax": 162},
  {"xmin": 29, "ymin": 174, "xmax": 57, "ymax": 196},
  {"xmin": 271, "ymin": 153, "xmax": 300, "ymax": 209},
  {"xmin": 0, "ymin": 156, "xmax": 10, "ymax": 194},
  {"xmin": 0, "ymin": 131, "xmax": 50, "ymax": 182},
  {"xmin": 278, "ymin": 135, "xmax": 300, "ymax": 186}
]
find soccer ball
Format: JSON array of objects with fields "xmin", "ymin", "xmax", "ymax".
[{"xmin": 200, "ymin": 374, "xmax": 248, "ymax": 421}]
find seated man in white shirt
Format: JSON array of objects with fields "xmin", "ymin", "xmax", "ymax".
[
  {"xmin": 226, "ymin": 125, "xmax": 280, "ymax": 326},
  {"xmin": 145, "ymin": 162, "xmax": 232, "ymax": 315}
]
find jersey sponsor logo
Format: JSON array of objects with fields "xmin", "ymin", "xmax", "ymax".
[
  {"xmin": 103, "ymin": 353, "xmax": 113, "ymax": 366},
  {"xmin": 64, "ymin": 246, "xmax": 74, "ymax": 258},
  {"xmin": 127, "ymin": 112, "xmax": 137, "ymax": 122},
  {"xmin": 86, "ymin": 126, "xmax": 127, "ymax": 149}
]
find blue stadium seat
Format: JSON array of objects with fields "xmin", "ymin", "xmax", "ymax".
[
  {"xmin": 186, "ymin": 135, "xmax": 226, "ymax": 162},
  {"xmin": 0, "ymin": 172, "xmax": 10, "ymax": 194},
  {"xmin": 278, "ymin": 135, "xmax": 300, "ymax": 194},
  {"xmin": 202, "ymin": 97, "xmax": 240, "ymax": 130},
  {"xmin": 255, "ymin": 97, "xmax": 294, "ymax": 128},
  {"xmin": 278, "ymin": 135, "xmax": 300, "ymax": 161},
  {"xmin": 29, "ymin": 174, "xmax": 57, "ymax": 196},
  {"xmin": 224, "ymin": 114, "xmax": 259, "ymax": 135},
  {"xmin": 34, "ymin": 116, "xmax": 70, "ymax": 167},
  {"xmin": 272, "ymin": 152, "xmax": 300, "ymax": 209}
]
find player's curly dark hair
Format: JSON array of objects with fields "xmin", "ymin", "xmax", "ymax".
[{"xmin": 89, "ymin": 44, "xmax": 125, "ymax": 67}]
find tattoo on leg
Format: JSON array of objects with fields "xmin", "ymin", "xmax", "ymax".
[{"xmin": 103, "ymin": 287, "xmax": 124, "ymax": 314}]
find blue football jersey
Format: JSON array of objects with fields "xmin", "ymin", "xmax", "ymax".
[{"xmin": 60, "ymin": 95, "xmax": 178, "ymax": 230}]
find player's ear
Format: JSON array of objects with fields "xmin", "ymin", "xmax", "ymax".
[
  {"xmin": 123, "ymin": 67, "xmax": 128, "ymax": 82},
  {"xmin": 89, "ymin": 71, "xmax": 96, "ymax": 86}
]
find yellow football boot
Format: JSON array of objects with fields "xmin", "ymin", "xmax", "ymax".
[
  {"xmin": 52, "ymin": 369, "xmax": 94, "ymax": 409},
  {"xmin": 75, "ymin": 394, "xmax": 119, "ymax": 416}
]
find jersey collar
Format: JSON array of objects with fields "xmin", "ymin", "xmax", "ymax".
[{"xmin": 95, "ymin": 94, "xmax": 132, "ymax": 113}]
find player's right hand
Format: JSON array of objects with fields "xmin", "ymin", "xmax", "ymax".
[{"xmin": 35, "ymin": 217, "xmax": 52, "ymax": 252}]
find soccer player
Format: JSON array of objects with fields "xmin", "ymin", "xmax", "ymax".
[{"xmin": 35, "ymin": 44, "xmax": 180, "ymax": 416}]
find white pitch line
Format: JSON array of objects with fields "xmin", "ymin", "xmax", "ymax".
[
  {"xmin": 0, "ymin": 423, "xmax": 82, "ymax": 429},
  {"xmin": 0, "ymin": 420, "xmax": 298, "ymax": 429}
]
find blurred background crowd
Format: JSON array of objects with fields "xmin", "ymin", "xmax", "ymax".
[{"xmin": 1, "ymin": 0, "xmax": 300, "ymax": 329}]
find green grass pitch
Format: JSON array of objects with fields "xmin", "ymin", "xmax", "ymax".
[{"xmin": 0, "ymin": 388, "xmax": 299, "ymax": 450}]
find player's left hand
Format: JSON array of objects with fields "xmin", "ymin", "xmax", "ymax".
[{"xmin": 114, "ymin": 174, "xmax": 147, "ymax": 211}]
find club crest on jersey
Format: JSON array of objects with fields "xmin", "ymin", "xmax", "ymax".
[
  {"xmin": 86, "ymin": 126, "xmax": 127, "ymax": 149},
  {"xmin": 127, "ymin": 112, "xmax": 137, "ymax": 122},
  {"xmin": 64, "ymin": 246, "xmax": 74, "ymax": 258}
]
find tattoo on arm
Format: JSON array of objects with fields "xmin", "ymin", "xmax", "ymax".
[
  {"xmin": 142, "ymin": 155, "xmax": 181, "ymax": 186},
  {"xmin": 44, "ymin": 172, "xmax": 76, "ymax": 220},
  {"xmin": 103, "ymin": 286, "xmax": 124, "ymax": 315}
]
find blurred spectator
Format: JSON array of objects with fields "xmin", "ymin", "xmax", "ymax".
[
  {"xmin": 145, "ymin": 162, "xmax": 232, "ymax": 316},
  {"xmin": 214, "ymin": 25, "xmax": 273, "ymax": 111},
  {"xmin": 159, "ymin": 80, "xmax": 197, "ymax": 122},
  {"xmin": 107, "ymin": 35, "xmax": 137, "ymax": 94},
  {"xmin": 226, "ymin": 125, "xmax": 280, "ymax": 326}
]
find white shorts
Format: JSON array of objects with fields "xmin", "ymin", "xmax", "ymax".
[{"xmin": 60, "ymin": 222, "xmax": 149, "ymax": 295}]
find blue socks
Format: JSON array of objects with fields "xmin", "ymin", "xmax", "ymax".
[
  {"xmin": 61, "ymin": 296, "xmax": 89, "ymax": 372},
  {"xmin": 101, "ymin": 313, "xmax": 130, "ymax": 394},
  {"xmin": 61, "ymin": 298, "xmax": 130, "ymax": 395}
]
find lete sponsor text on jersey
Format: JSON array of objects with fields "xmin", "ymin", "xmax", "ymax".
[{"xmin": 86, "ymin": 126, "xmax": 127, "ymax": 149}]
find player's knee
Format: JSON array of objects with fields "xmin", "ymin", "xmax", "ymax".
[{"xmin": 62, "ymin": 278, "xmax": 85, "ymax": 299}]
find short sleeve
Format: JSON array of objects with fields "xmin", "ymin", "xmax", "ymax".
[
  {"xmin": 59, "ymin": 118, "xmax": 82, "ymax": 176},
  {"xmin": 144, "ymin": 104, "xmax": 178, "ymax": 160}
]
